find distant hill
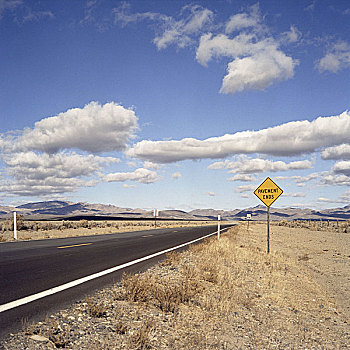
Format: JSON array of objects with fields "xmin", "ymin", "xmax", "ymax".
[{"xmin": 0, "ymin": 201, "xmax": 350, "ymax": 221}]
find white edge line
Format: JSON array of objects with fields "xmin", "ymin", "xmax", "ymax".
[{"xmin": 0, "ymin": 227, "xmax": 231, "ymax": 313}]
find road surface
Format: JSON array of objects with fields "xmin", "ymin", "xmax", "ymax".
[{"xmin": 0, "ymin": 224, "xmax": 233, "ymax": 337}]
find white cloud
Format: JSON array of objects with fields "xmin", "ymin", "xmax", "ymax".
[
  {"xmin": 3, "ymin": 151, "xmax": 117, "ymax": 180},
  {"xmin": 196, "ymin": 4, "xmax": 298, "ymax": 94},
  {"xmin": 321, "ymin": 144, "xmax": 350, "ymax": 160},
  {"xmin": 318, "ymin": 190, "xmax": 350, "ymax": 204},
  {"xmin": 220, "ymin": 45, "xmax": 297, "ymax": 94},
  {"xmin": 153, "ymin": 5, "xmax": 214, "ymax": 50},
  {"xmin": 225, "ymin": 4, "xmax": 261, "ymax": 34},
  {"xmin": 0, "ymin": 178, "xmax": 96, "ymax": 197},
  {"xmin": 104, "ymin": 168, "xmax": 160, "ymax": 184},
  {"xmin": 114, "ymin": 3, "xmax": 213, "ymax": 50},
  {"xmin": 283, "ymin": 192, "xmax": 306, "ymax": 198},
  {"xmin": 210, "ymin": 156, "xmax": 312, "ymax": 174},
  {"xmin": 0, "ymin": 151, "xmax": 117, "ymax": 197},
  {"xmin": 275, "ymin": 173, "xmax": 319, "ymax": 184},
  {"xmin": 280, "ymin": 26, "xmax": 301, "ymax": 44},
  {"xmin": 321, "ymin": 173, "xmax": 350, "ymax": 186},
  {"xmin": 332, "ymin": 161, "xmax": 350, "ymax": 177},
  {"xmin": 171, "ymin": 172, "xmax": 182, "ymax": 180},
  {"xmin": 113, "ymin": 2, "xmax": 165, "ymax": 27},
  {"xmin": 317, "ymin": 41, "xmax": 350, "ymax": 73},
  {"xmin": 127, "ymin": 110, "xmax": 350, "ymax": 163},
  {"xmin": 227, "ymin": 174, "xmax": 256, "ymax": 182},
  {"xmin": 115, "ymin": 3, "xmax": 297, "ymax": 94},
  {"xmin": 1, "ymin": 102, "xmax": 138, "ymax": 154},
  {"xmin": 234, "ymin": 184, "xmax": 256, "ymax": 193},
  {"xmin": 0, "ymin": 0, "xmax": 22, "ymax": 18},
  {"xmin": 143, "ymin": 161, "xmax": 162, "ymax": 170},
  {"xmin": 123, "ymin": 184, "xmax": 136, "ymax": 188}
]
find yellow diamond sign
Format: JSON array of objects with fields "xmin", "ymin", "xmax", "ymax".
[{"xmin": 254, "ymin": 177, "xmax": 283, "ymax": 207}]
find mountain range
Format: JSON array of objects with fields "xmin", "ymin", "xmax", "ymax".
[{"xmin": 1, "ymin": 201, "xmax": 350, "ymax": 221}]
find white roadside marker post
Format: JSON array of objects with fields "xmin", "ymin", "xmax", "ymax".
[
  {"xmin": 154, "ymin": 209, "xmax": 158, "ymax": 228},
  {"xmin": 13, "ymin": 212, "xmax": 17, "ymax": 240},
  {"xmin": 217, "ymin": 214, "xmax": 221, "ymax": 240}
]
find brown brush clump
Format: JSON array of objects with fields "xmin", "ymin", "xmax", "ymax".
[
  {"xmin": 85, "ymin": 297, "xmax": 107, "ymax": 318},
  {"xmin": 277, "ymin": 218, "xmax": 350, "ymax": 233}
]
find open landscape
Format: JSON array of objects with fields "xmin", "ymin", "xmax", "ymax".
[
  {"xmin": 1, "ymin": 222, "xmax": 349, "ymax": 349},
  {"xmin": 2, "ymin": 1, "xmax": 350, "ymax": 348}
]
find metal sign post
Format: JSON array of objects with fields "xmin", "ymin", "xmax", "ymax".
[
  {"xmin": 254, "ymin": 177, "xmax": 283, "ymax": 254},
  {"xmin": 267, "ymin": 207, "xmax": 270, "ymax": 253}
]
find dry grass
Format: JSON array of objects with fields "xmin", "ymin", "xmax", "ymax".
[
  {"xmin": 277, "ymin": 218, "xmax": 350, "ymax": 233},
  {"xmin": 85, "ymin": 297, "xmax": 107, "ymax": 318},
  {"xmin": 0, "ymin": 219, "xmax": 216, "ymax": 242}
]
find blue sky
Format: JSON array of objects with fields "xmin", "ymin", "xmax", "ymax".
[{"xmin": 1, "ymin": 0, "xmax": 350, "ymax": 211}]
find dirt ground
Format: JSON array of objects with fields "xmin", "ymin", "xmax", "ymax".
[{"xmin": 245, "ymin": 222, "xmax": 350, "ymax": 320}]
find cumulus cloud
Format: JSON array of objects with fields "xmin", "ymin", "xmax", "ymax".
[
  {"xmin": 275, "ymin": 173, "xmax": 319, "ymax": 186},
  {"xmin": 283, "ymin": 192, "xmax": 306, "ymax": 198},
  {"xmin": 104, "ymin": 168, "xmax": 160, "ymax": 184},
  {"xmin": 234, "ymin": 184, "xmax": 256, "ymax": 193},
  {"xmin": 227, "ymin": 174, "xmax": 256, "ymax": 182},
  {"xmin": 143, "ymin": 161, "xmax": 162, "ymax": 170},
  {"xmin": 209, "ymin": 156, "xmax": 312, "ymax": 174},
  {"xmin": 332, "ymin": 160, "xmax": 350, "ymax": 177},
  {"xmin": 0, "ymin": 101, "xmax": 136, "ymax": 197},
  {"xmin": 0, "ymin": 102, "xmax": 138, "ymax": 154},
  {"xmin": 220, "ymin": 47, "xmax": 296, "ymax": 94},
  {"xmin": 127, "ymin": 110, "xmax": 350, "ymax": 163},
  {"xmin": 171, "ymin": 172, "xmax": 182, "ymax": 179},
  {"xmin": 196, "ymin": 4, "xmax": 298, "ymax": 94},
  {"xmin": 0, "ymin": 151, "xmax": 113, "ymax": 196},
  {"xmin": 225, "ymin": 4, "xmax": 261, "ymax": 34},
  {"xmin": 0, "ymin": 178, "xmax": 96, "ymax": 197},
  {"xmin": 321, "ymin": 144, "xmax": 350, "ymax": 160},
  {"xmin": 123, "ymin": 184, "xmax": 136, "ymax": 188},
  {"xmin": 321, "ymin": 173, "xmax": 350, "ymax": 186},
  {"xmin": 3, "ymin": 151, "xmax": 118, "ymax": 181},
  {"xmin": 317, "ymin": 41, "xmax": 350, "ymax": 73},
  {"xmin": 114, "ymin": 3, "xmax": 298, "ymax": 94}
]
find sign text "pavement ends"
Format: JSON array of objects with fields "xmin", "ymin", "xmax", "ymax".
[{"xmin": 254, "ymin": 177, "xmax": 283, "ymax": 207}]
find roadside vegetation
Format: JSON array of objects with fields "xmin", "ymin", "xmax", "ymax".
[
  {"xmin": 2, "ymin": 224, "xmax": 349, "ymax": 349},
  {"xmin": 0, "ymin": 217, "xmax": 214, "ymax": 242},
  {"xmin": 276, "ymin": 218, "xmax": 350, "ymax": 233}
]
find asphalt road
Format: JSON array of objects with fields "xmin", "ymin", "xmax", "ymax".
[{"xmin": 0, "ymin": 224, "xmax": 233, "ymax": 338}]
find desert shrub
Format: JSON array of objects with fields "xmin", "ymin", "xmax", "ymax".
[
  {"xmin": 128, "ymin": 319, "xmax": 154, "ymax": 350},
  {"xmin": 122, "ymin": 274, "xmax": 151, "ymax": 303},
  {"xmin": 85, "ymin": 297, "xmax": 107, "ymax": 318},
  {"xmin": 78, "ymin": 220, "xmax": 89, "ymax": 228},
  {"xmin": 122, "ymin": 273, "xmax": 201, "ymax": 313}
]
